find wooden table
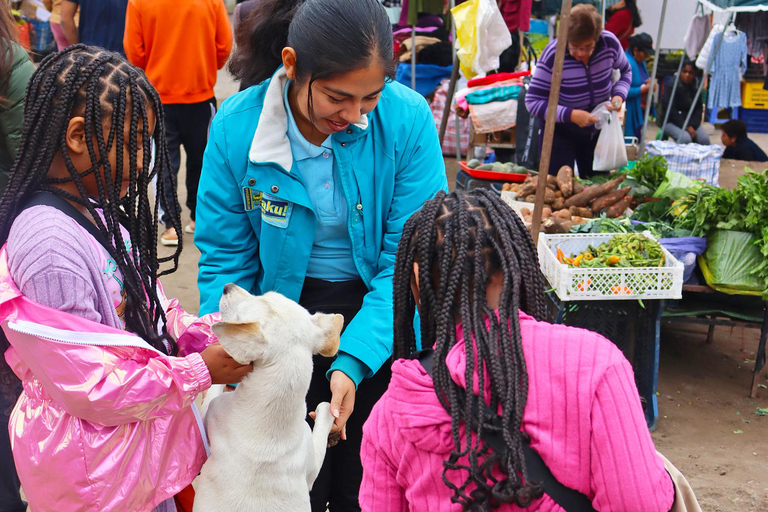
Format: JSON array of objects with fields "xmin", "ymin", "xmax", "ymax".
[{"xmin": 662, "ymin": 284, "xmax": 767, "ymax": 398}]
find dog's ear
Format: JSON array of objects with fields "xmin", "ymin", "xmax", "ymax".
[
  {"xmin": 311, "ymin": 313, "xmax": 343, "ymax": 357},
  {"xmin": 212, "ymin": 321, "xmax": 267, "ymax": 364}
]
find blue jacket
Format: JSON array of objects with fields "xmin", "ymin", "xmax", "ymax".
[
  {"xmin": 195, "ymin": 68, "xmax": 448, "ymax": 385},
  {"xmin": 624, "ymin": 50, "xmax": 656, "ymax": 140}
]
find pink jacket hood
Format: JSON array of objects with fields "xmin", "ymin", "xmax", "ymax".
[
  {"xmin": 0, "ymin": 245, "xmax": 218, "ymax": 512},
  {"xmin": 385, "ymin": 313, "xmax": 524, "ymax": 455}
]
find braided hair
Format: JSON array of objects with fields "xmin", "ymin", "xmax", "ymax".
[
  {"xmin": 393, "ymin": 189, "xmax": 547, "ymax": 511},
  {"xmin": 0, "ymin": 45, "xmax": 183, "ymax": 384}
]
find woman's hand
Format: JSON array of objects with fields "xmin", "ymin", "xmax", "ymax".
[
  {"xmin": 686, "ymin": 126, "xmax": 697, "ymax": 139},
  {"xmin": 200, "ymin": 343, "xmax": 253, "ymax": 384},
  {"xmin": 606, "ymin": 95, "xmax": 624, "ymax": 112},
  {"xmin": 329, "ymin": 370, "xmax": 356, "ymax": 440},
  {"xmin": 571, "ymin": 109, "xmax": 599, "ymax": 128}
]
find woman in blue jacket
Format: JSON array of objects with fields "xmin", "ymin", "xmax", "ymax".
[
  {"xmin": 194, "ymin": 0, "xmax": 447, "ymax": 510},
  {"xmin": 624, "ymin": 32, "xmax": 656, "ymax": 140}
]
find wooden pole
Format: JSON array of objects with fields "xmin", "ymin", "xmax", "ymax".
[{"xmin": 531, "ymin": 0, "xmax": 572, "ymax": 245}]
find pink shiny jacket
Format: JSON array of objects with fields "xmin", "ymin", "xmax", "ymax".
[{"xmin": 0, "ymin": 246, "xmax": 217, "ymax": 512}]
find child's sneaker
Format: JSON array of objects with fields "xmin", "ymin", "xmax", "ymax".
[{"xmin": 160, "ymin": 227, "xmax": 179, "ymax": 246}]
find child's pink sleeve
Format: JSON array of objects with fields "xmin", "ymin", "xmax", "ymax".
[
  {"xmin": 589, "ymin": 359, "xmax": 675, "ymax": 512},
  {"xmin": 164, "ymin": 297, "xmax": 220, "ymax": 356},
  {"xmin": 360, "ymin": 401, "xmax": 408, "ymax": 512}
]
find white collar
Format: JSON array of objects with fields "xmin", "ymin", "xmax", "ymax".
[{"xmin": 248, "ymin": 68, "xmax": 369, "ymax": 171}]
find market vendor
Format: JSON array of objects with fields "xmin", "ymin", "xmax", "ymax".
[
  {"xmin": 660, "ymin": 59, "xmax": 710, "ymax": 145},
  {"xmin": 194, "ymin": 0, "xmax": 447, "ymax": 510},
  {"xmin": 624, "ymin": 33, "xmax": 657, "ymax": 141},
  {"xmin": 526, "ymin": 4, "xmax": 632, "ymax": 177}
]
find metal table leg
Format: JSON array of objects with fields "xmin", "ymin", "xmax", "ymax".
[{"xmin": 750, "ymin": 301, "xmax": 768, "ymax": 398}]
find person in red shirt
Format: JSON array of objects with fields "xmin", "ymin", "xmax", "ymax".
[{"xmin": 605, "ymin": 0, "xmax": 642, "ymax": 51}]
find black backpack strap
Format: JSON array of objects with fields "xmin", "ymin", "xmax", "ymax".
[
  {"xmin": 21, "ymin": 192, "xmax": 113, "ymax": 253},
  {"xmin": 414, "ymin": 349, "xmax": 597, "ymax": 512}
]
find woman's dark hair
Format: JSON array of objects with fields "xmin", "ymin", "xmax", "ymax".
[
  {"xmin": 722, "ymin": 119, "xmax": 747, "ymax": 140},
  {"xmin": 393, "ymin": 189, "xmax": 548, "ymax": 511},
  {"xmin": 0, "ymin": 46, "xmax": 183, "ymax": 400},
  {"xmin": 625, "ymin": 0, "xmax": 643, "ymax": 28},
  {"xmin": 0, "ymin": 0, "xmax": 19, "ymax": 104},
  {"xmin": 229, "ymin": 0, "xmax": 396, "ymax": 90},
  {"xmin": 567, "ymin": 4, "xmax": 602, "ymax": 43}
]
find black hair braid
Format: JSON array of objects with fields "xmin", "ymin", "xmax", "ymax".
[
  {"xmin": 392, "ymin": 189, "xmax": 547, "ymax": 511},
  {"xmin": 0, "ymin": 46, "xmax": 184, "ymax": 398}
]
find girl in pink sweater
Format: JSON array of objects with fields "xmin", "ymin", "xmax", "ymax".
[{"xmin": 360, "ymin": 189, "xmax": 675, "ymax": 512}]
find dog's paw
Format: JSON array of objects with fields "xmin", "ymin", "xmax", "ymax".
[{"xmin": 327, "ymin": 431, "xmax": 341, "ymax": 448}]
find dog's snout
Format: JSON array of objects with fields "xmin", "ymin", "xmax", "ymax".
[{"xmin": 223, "ymin": 283, "xmax": 237, "ymax": 295}]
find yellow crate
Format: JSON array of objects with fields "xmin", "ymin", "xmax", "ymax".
[{"xmin": 742, "ymin": 81, "xmax": 768, "ymax": 109}]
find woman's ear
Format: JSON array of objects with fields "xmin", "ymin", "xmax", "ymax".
[
  {"xmin": 282, "ymin": 47, "xmax": 298, "ymax": 81},
  {"xmin": 65, "ymin": 117, "xmax": 88, "ymax": 155}
]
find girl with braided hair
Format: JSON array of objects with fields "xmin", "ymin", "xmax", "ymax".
[
  {"xmin": 0, "ymin": 45, "xmax": 251, "ymax": 512},
  {"xmin": 360, "ymin": 189, "xmax": 674, "ymax": 512}
]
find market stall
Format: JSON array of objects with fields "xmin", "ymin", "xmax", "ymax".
[{"xmin": 503, "ymin": 150, "xmax": 768, "ymax": 425}]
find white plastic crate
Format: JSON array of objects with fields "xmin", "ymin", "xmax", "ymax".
[
  {"xmin": 500, "ymin": 190, "xmax": 534, "ymax": 227},
  {"xmin": 538, "ymin": 233, "xmax": 684, "ymax": 301}
]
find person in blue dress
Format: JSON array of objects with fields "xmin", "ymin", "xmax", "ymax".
[
  {"xmin": 624, "ymin": 33, "xmax": 656, "ymax": 140},
  {"xmin": 194, "ymin": 1, "xmax": 447, "ymax": 510}
]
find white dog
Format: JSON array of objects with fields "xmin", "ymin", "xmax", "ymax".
[{"xmin": 193, "ymin": 284, "xmax": 343, "ymax": 512}]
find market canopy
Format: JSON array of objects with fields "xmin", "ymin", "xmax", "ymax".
[{"xmin": 698, "ymin": 0, "xmax": 768, "ymax": 11}]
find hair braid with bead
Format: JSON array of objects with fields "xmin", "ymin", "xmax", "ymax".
[
  {"xmin": 393, "ymin": 189, "xmax": 547, "ymax": 510},
  {"xmin": 0, "ymin": 46, "xmax": 184, "ymax": 403}
]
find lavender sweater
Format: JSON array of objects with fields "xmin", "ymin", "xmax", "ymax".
[
  {"xmin": 7, "ymin": 206, "xmax": 125, "ymax": 328},
  {"xmin": 525, "ymin": 31, "xmax": 632, "ymax": 125}
]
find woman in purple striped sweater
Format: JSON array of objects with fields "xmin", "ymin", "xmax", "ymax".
[
  {"xmin": 525, "ymin": 5, "xmax": 632, "ymax": 177},
  {"xmin": 360, "ymin": 189, "xmax": 674, "ymax": 511}
]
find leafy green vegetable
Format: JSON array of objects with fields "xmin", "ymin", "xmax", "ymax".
[
  {"xmin": 630, "ymin": 154, "xmax": 668, "ymax": 190},
  {"xmin": 673, "ymin": 168, "xmax": 768, "ymax": 292},
  {"xmin": 631, "ymin": 198, "xmax": 673, "ymax": 223},
  {"xmin": 570, "ymin": 215, "xmax": 686, "ymax": 239}
]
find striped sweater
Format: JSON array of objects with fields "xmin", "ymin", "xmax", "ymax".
[
  {"xmin": 525, "ymin": 31, "xmax": 632, "ymax": 125},
  {"xmin": 360, "ymin": 311, "xmax": 674, "ymax": 512}
]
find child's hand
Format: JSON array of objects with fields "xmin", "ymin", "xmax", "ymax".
[{"xmin": 200, "ymin": 343, "xmax": 253, "ymax": 384}]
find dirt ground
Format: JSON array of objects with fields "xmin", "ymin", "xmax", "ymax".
[{"xmin": 149, "ymin": 72, "xmax": 768, "ymax": 511}]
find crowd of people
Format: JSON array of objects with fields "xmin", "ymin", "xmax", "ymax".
[{"xmin": 0, "ymin": 0, "xmax": 755, "ymax": 511}]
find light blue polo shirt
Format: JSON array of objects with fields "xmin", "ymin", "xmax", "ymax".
[{"xmin": 284, "ymin": 84, "xmax": 359, "ymax": 282}]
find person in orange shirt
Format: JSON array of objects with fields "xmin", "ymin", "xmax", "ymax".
[{"xmin": 124, "ymin": 0, "xmax": 232, "ymax": 245}]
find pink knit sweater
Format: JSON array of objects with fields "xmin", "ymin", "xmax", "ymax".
[{"xmin": 360, "ymin": 311, "xmax": 674, "ymax": 512}]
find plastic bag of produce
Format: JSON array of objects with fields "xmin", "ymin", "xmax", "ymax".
[
  {"xmin": 653, "ymin": 170, "xmax": 703, "ymax": 201},
  {"xmin": 699, "ymin": 230, "xmax": 764, "ymax": 295},
  {"xmin": 591, "ymin": 104, "xmax": 628, "ymax": 171},
  {"xmin": 659, "ymin": 237, "xmax": 707, "ymax": 283}
]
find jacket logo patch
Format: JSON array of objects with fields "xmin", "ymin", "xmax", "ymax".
[
  {"xmin": 243, "ymin": 188, "xmax": 263, "ymax": 211},
  {"xmin": 261, "ymin": 193, "xmax": 292, "ymax": 228}
]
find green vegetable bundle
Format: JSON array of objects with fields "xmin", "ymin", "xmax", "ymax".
[
  {"xmin": 560, "ymin": 233, "xmax": 665, "ymax": 269},
  {"xmin": 629, "ymin": 154, "xmax": 668, "ymax": 190},
  {"xmin": 672, "ymin": 169, "xmax": 768, "ymax": 292}
]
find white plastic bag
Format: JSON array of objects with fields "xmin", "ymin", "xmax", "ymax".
[
  {"xmin": 591, "ymin": 103, "xmax": 628, "ymax": 171},
  {"xmin": 451, "ymin": 0, "xmax": 511, "ymax": 79}
]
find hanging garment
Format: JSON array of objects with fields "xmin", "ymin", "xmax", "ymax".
[
  {"xmin": 684, "ymin": 14, "xmax": 711, "ymax": 60},
  {"xmin": 707, "ymin": 31, "xmax": 748, "ymax": 110},
  {"xmin": 498, "ymin": 0, "xmax": 533, "ymax": 32},
  {"xmin": 407, "ymin": 0, "xmax": 444, "ymax": 26},
  {"xmin": 696, "ymin": 24, "xmax": 723, "ymax": 70}
]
